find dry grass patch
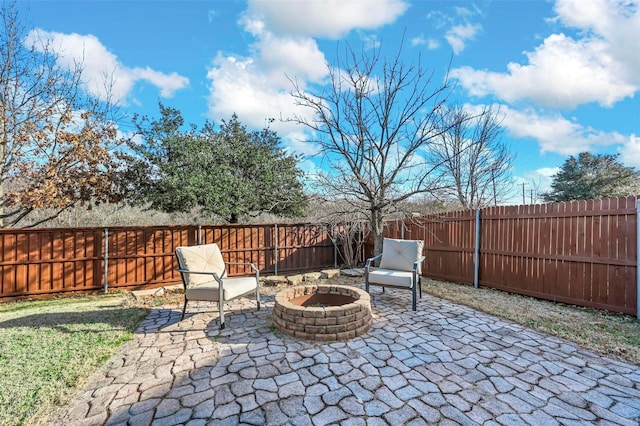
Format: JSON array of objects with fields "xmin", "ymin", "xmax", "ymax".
[{"xmin": 421, "ymin": 278, "xmax": 640, "ymax": 365}]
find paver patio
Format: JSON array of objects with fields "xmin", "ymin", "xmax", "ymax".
[{"xmin": 50, "ymin": 282, "xmax": 640, "ymax": 425}]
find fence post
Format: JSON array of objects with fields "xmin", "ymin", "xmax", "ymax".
[
  {"xmin": 274, "ymin": 224, "xmax": 279, "ymax": 275},
  {"xmin": 197, "ymin": 225, "xmax": 202, "ymax": 245},
  {"xmin": 333, "ymin": 225, "xmax": 338, "ymax": 268},
  {"xmin": 636, "ymin": 198, "xmax": 640, "ymax": 319},
  {"xmin": 104, "ymin": 228, "xmax": 109, "ymax": 294},
  {"xmin": 474, "ymin": 209, "xmax": 481, "ymax": 289}
]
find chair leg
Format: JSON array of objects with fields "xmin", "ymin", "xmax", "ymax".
[
  {"xmin": 419, "ymin": 277, "xmax": 422, "ymax": 299},
  {"xmin": 219, "ymin": 298, "xmax": 225, "ymax": 330},
  {"xmin": 412, "ymin": 285, "xmax": 417, "ymax": 311},
  {"xmin": 256, "ymin": 289, "xmax": 261, "ymax": 311},
  {"xmin": 181, "ymin": 299, "xmax": 188, "ymax": 320}
]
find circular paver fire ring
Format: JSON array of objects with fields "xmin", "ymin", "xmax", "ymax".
[{"xmin": 272, "ymin": 284, "xmax": 372, "ymax": 341}]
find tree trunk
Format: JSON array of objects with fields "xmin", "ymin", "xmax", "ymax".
[
  {"xmin": 230, "ymin": 213, "xmax": 239, "ymax": 223},
  {"xmin": 371, "ymin": 208, "xmax": 384, "ymax": 257}
]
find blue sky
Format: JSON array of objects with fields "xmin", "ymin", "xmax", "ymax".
[{"xmin": 20, "ymin": 0, "xmax": 640, "ymax": 204}]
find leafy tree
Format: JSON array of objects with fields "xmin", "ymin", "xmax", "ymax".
[
  {"xmin": 120, "ymin": 104, "xmax": 307, "ymax": 223},
  {"xmin": 542, "ymin": 152, "xmax": 640, "ymax": 202},
  {"xmin": 431, "ymin": 103, "xmax": 513, "ymax": 209},
  {"xmin": 288, "ymin": 40, "xmax": 462, "ymax": 255},
  {"xmin": 0, "ymin": 2, "xmax": 121, "ymax": 227}
]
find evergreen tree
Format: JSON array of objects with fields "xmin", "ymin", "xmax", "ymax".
[
  {"xmin": 542, "ymin": 152, "xmax": 640, "ymax": 202},
  {"xmin": 119, "ymin": 104, "xmax": 307, "ymax": 223}
]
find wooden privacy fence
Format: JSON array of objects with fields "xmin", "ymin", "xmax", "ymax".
[
  {"xmin": 385, "ymin": 196, "xmax": 638, "ymax": 316},
  {"xmin": 0, "ymin": 223, "xmax": 336, "ymax": 300},
  {"xmin": 1, "ymin": 197, "xmax": 638, "ymax": 316}
]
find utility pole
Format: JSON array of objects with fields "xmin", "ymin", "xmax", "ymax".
[{"xmin": 522, "ymin": 182, "xmax": 526, "ymax": 205}]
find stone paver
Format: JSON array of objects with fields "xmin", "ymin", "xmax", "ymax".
[{"xmin": 50, "ymin": 283, "xmax": 640, "ymax": 425}]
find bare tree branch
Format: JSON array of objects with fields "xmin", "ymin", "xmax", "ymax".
[
  {"xmin": 429, "ymin": 103, "xmax": 513, "ymax": 209},
  {"xmin": 286, "ymin": 39, "xmax": 460, "ymax": 253},
  {"xmin": 0, "ymin": 2, "xmax": 122, "ymax": 228}
]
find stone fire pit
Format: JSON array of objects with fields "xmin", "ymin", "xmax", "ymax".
[{"xmin": 272, "ymin": 284, "xmax": 372, "ymax": 341}]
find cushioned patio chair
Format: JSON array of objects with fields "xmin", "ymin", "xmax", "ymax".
[
  {"xmin": 364, "ymin": 238, "xmax": 425, "ymax": 311},
  {"xmin": 175, "ymin": 243, "xmax": 260, "ymax": 329}
]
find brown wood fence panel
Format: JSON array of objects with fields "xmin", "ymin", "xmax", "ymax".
[
  {"xmin": 0, "ymin": 228, "xmax": 103, "ymax": 298},
  {"xmin": 0, "ymin": 222, "xmax": 337, "ymax": 300},
  {"xmin": 275, "ymin": 224, "xmax": 335, "ymax": 274},
  {"xmin": 478, "ymin": 196, "xmax": 637, "ymax": 315},
  {"xmin": 380, "ymin": 196, "xmax": 637, "ymax": 315},
  {"xmin": 106, "ymin": 226, "xmax": 197, "ymax": 290},
  {"xmin": 387, "ymin": 212, "xmax": 475, "ymax": 284},
  {"xmin": 201, "ymin": 223, "xmax": 335, "ymax": 275},
  {"xmin": 419, "ymin": 211, "xmax": 476, "ymax": 285},
  {"xmin": 202, "ymin": 224, "xmax": 273, "ymax": 275}
]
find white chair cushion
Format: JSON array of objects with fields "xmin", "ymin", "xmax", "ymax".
[
  {"xmin": 367, "ymin": 269, "xmax": 414, "ymax": 288},
  {"xmin": 176, "ymin": 244, "xmax": 226, "ymax": 286},
  {"xmin": 185, "ymin": 276, "xmax": 257, "ymax": 302},
  {"xmin": 379, "ymin": 238, "xmax": 424, "ymax": 272}
]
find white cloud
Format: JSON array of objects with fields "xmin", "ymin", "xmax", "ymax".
[
  {"xmin": 206, "ymin": 53, "xmax": 318, "ymax": 137},
  {"xmin": 24, "ymin": 29, "xmax": 189, "ymax": 104},
  {"xmin": 256, "ymin": 34, "xmax": 327, "ymax": 88},
  {"xmin": 554, "ymin": 0, "xmax": 640, "ymax": 83},
  {"xmin": 243, "ymin": 0, "xmax": 409, "ymax": 39},
  {"xmin": 451, "ymin": 34, "xmax": 634, "ymax": 108},
  {"xmin": 501, "ymin": 106, "xmax": 628, "ymax": 155},
  {"xmin": 445, "ymin": 23, "xmax": 481, "ymax": 55},
  {"xmin": 284, "ymin": 131, "xmax": 323, "ymax": 157},
  {"xmin": 411, "ymin": 35, "xmax": 439, "ymax": 49},
  {"xmin": 617, "ymin": 135, "xmax": 640, "ymax": 168},
  {"xmin": 424, "ymin": 6, "xmax": 482, "ymax": 54},
  {"xmin": 536, "ymin": 167, "xmax": 560, "ymax": 177},
  {"xmin": 451, "ymin": 0, "xmax": 640, "ymax": 108},
  {"xmin": 206, "ymin": 0, "xmax": 411, "ymax": 156},
  {"xmin": 133, "ymin": 68, "xmax": 191, "ymax": 98}
]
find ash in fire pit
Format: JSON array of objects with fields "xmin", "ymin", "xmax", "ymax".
[
  {"xmin": 289, "ymin": 293, "xmax": 356, "ymax": 307},
  {"xmin": 272, "ymin": 284, "xmax": 372, "ymax": 341}
]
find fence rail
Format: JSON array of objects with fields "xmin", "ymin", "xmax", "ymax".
[{"xmin": 0, "ymin": 197, "xmax": 638, "ymax": 316}]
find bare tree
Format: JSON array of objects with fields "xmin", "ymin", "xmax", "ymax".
[
  {"xmin": 288, "ymin": 41, "xmax": 458, "ymax": 255},
  {"xmin": 0, "ymin": 2, "xmax": 121, "ymax": 227},
  {"xmin": 430, "ymin": 103, "xmax": 513, "ymax": 209}
]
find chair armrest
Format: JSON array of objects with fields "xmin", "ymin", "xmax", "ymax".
[
  {"xmin": 413, "ymin": 256, "xmax": 426, "ymax": 273},
  {"xmin": 177, "ymin": 269, "xmax": 224, "ymax": 288},
  {"xmin": 224, "ymin": 261, "xmax": 259, "ymax": 274},
  {"xmin": 177, "ymin": 269, "xmax": 222, "ymax": 279},
  {"xmin": 365, "ymin": 253, "xmax": 383, "ymax": 270}
]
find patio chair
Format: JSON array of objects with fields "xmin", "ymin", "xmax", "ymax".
[
  {"xmin": 175, "ymin": 243, "xmax": 260, "ymax": 329},
  {"xmin": 365, "ymin": 238, "xmax": 425, "ymax": 311}
]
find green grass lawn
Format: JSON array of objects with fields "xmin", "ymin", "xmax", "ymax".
[{"xmin": 0, "ymin": 295, "xmax": 148, "ymax": 426}]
